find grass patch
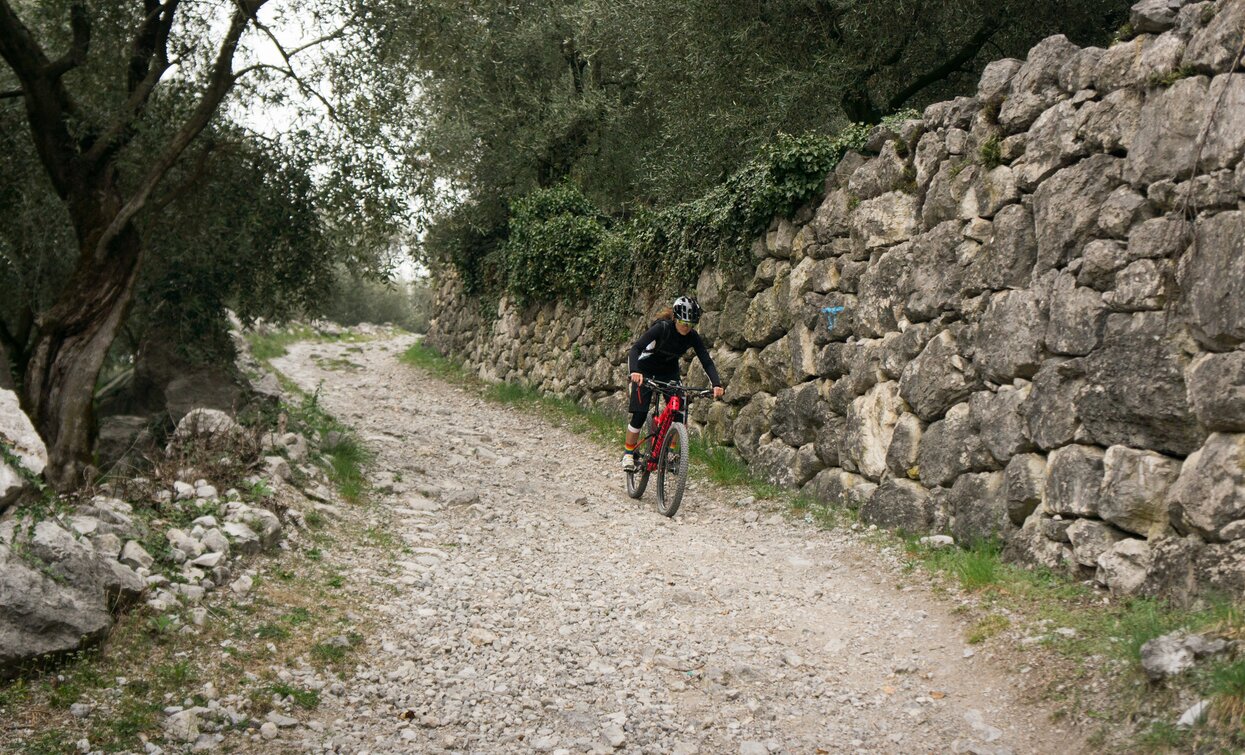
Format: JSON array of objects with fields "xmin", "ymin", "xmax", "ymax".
[
  {"xmin": 968, "ymin": 614, "xmax": 1011, "ymax": 644},
  {"xmin": 270, "ymin": 682, "xmax": 321, "ymax": 710},
  {"xmin": 247, "ymin": 324, "xmax": 373, "ymax": 363},
  {"xmin": 1209, "ymin": 659, "xmax": 1245, "ymax": 728},
  {"xmin": 400, "ymin": 342, "xmax": 469, "ymax": 380},
  {"xmin": 286, "ymin": 386, "xmax": 372, "ymax": 504},
  {"xmin": 912, "ymin": 538, "xmax": 1004, "ymax": 592}
]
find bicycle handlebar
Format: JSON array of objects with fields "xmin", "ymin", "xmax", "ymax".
[{"xmin": 643, "ymin": 378, "xmax": 715, "ymax": 396}]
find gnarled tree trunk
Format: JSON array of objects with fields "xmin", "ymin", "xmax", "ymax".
[{"xmin": 23, "ymin": 209, "xmax": 142, "ymax": 489}]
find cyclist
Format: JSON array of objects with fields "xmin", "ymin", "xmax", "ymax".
[{"xmin": 622, "ymin": 296, "xmax": 725, "ymax": 470}]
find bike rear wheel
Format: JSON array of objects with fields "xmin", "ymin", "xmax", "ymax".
[
  {"xmin": 625, "ymin": 435, "xmax": 653, "ymax": 499},
  {"xmin": 655, "ymin": 422, "xmax": 689, "ymax": 517}
]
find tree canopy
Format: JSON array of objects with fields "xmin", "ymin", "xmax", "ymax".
[{"xmin": 367, "ymin": 0, "xmax": 1132, "ymax": 271}]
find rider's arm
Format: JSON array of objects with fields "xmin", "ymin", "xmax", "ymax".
[
  {"xmin": 691, "ymin": 333, "xmax": 722, "ymax": 387},
  {"xmin": 627, "ymin": 322, "xmax": 666, "ymax": 373}
]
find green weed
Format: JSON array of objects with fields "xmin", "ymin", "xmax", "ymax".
[
  {"xmin": 1209, "ymin": 659, "xmax": 1245, "ymax": 728},
  {"xmin": 270, "ymin": 682, "xmax": 321, "ymax": 710}
]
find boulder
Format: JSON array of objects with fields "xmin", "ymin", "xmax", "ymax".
[
  {"xmin": 860, "ymin": 479, "xmax": 935, "ymax": 533},
  {"xmin": 899, "ymin": 330, "xmax": 980, "ymax": 422},
  {"xmin": 1005, "ymin": 510, "xmax": 1075, "ymax": 571},
  {"xmin": 1099, "ymin": 445, "xmax": 1182, "ymax": 537},
  {"xmin": 999, "ymin": 35, "xmax": 1081, "ymax": 132},
  {"xmin": 742, "ymin": 280, "xmax": 791, "ymax": 347},
  {"xmin": 1185, "ymin": 351, "xmax": 1245, "ymax": 432},
  {"xmin": 726, "ymin": 350, "xmax": 783, "ymax": 401},
  {"xmin": 840, "ymin": 381, "xmax": 905, "ymax": 481},
  {"xmin": 969, "ymin": 385, "xmax": 1035, "ymax": 464},
  {"xmin": 751, "ymin": 440, "xmax": 798, "ymax": 488},
  {"xmin": 1023, "ymin": 358, "xmax": 1086, "ymax": 450},
  {"xmin": 848, "ymin": 142, "xmax": 912, "ymax": 200},
  {"xmin": 1067, "ymin": 519, "xmax": 1130, "ymax": 567},
  {"xmin": 1097, "ymin": 537, "xmax": 1153, "ymax": 596},
  {"xmin": 1045, "ymin": 445, "xmax": 1106, "ymax": 517},
  {"xmin": 1169, "ymin": 433, "xmax": 1245, "ymax": 542},
  {"xmin": 974, "ymin": 290, "xmax": 1046, "ymax": 382},
  {"xmin": 222, "ymin": 521, "xmax": 261, "ymax": 555},
  {"xmin": 855, "ymin": 244, "xmax": 909, "ymax": 337},
  {"xmin": 770, "ymin": 382, "xmax": 821, "ymax": 447},
  {"xmin": 964, "ymin": 203, "xmax": 1038, "ymax": 292},
  {"xmin": 913, "ymin": 132, "xmax": 949, "ymax": 193},
  {"xmin": 1177, "ymin": 210, "xmax": 1245, "ymax": 351},
  {"xmin": 1046, "ymin": 274, "xmax": 1107, "ymax": 355},
  {"xmin": 1129, "ymin": 75, "xmax": 1245, "ymax": 186},
  {"xmin": 918, "ymin": 402, "xmax": 997, "ymax": 488},
  {"xmin": 1182, "ymin": 0, "xmax": 1245, "ymax": 71},
  {"xmin": 1103, "ymin": 259, "xmax": 1168, "ymax": 312},
  {"xmin": 949, "ymin": 472, "xmax": 1010, "ymax": 545},
  {"xmin": 1032, "ymin": 155, "xmax": 1125, "ymax": 274},
  {"xmin": 1005, "ymin": 453, "xmax": 1047, "ymax": 525},
  {"xmin": 1196, "ymin": 539, "xmax": 1245, "ymax": 597},
  {"xmin": 885, "ymin": 413, "xmax": 923, "ymax": 479},
  {"xmin": 171, "ymin": 408, "xmax": 244, "ymax": 447},
  {"xmin": 813, "ymin": 412, "xmax": 846, "ymax": 467},
  {"xmin": 0, "ymin": 389, "xmax": 47, "ymax": 511},
  {"xmin": 802, "ymin": 469, "xmax": 870, "ymax": 508},
  {"xmin": 1097, "ymin": 186, "xmax": 1153, "ymax": 239},
  {"xmin": 850, "ymin": 191, "xmax": 919, "ymax": 250},
  {"xmin": 904, "ymin": 221, "xmax": 967, "ymax": 322},
  {"xmin": 0, "ymin": 542, "xmax": 111, "ymax": 677},
  {"xmin": 1076, "ymin": 312, "xmax": 1203, "ymax": 456},
  {"xmin": 1078, "ymin": 239, "xmax": 1132, "ymax": 292},
  {"xmin": 1014, "ymin": 100, "xmax": 1085, "ymax": 189},
  {"xmin": 978, "ymin": 58, "xmax": 1023, "ymax": 104},
  {"xmin": 733, "ymin": 393, "xmax": 777, "ymax": 461},
  {"xmin": 1059, "ymin": 46, "xmax": 1105, "ymax": 94},
  {"xmin": 1130, "ymin": 0, "xmax": 1191, "ymax": 34}
]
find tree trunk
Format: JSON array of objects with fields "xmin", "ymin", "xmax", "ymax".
[{"xmin": 22, "ymin": 216, "xmax": 142, "ymax": 490}]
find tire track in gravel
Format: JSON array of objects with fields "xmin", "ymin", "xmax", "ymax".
[{"xmin": 269, "ymin": 334, "xmax": 1082, "ymax": 755}]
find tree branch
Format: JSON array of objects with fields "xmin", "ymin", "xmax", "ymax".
[
  {"xmin": 886, "ymin": 17, "xmax": 1002, "ymax": 112},
  {"xmin": 149, "ymin": 141, "xmax": 218, "ymax": 213},
  {"xmin": 92, "ymin": 0, "xmax": 268, "ymax": 260},
  {"xmin": 239, "ymin": 9, "xmax": 353, "ymax": 119},
  {"xmin": 45, "ymin": 2, "xmax": 90, "ymax": 80},
  {"xmin": 0, "ymin": 88, "xmax": 21, "ymax": 99},
  {"xmin": 0, "ymin": 0, "xmax": 81, "ymax": 195},
  {"xmin": 84, "ymin": 0, "xmax": 181, "ymax": 167}
]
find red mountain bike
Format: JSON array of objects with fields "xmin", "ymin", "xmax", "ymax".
[{"xmin": 625, "ymin": 379, "xmax": 714, "ymax": 517}]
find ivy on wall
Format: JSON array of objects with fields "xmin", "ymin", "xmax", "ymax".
[{"xmin": 453, "ymin": 115, "xmax": 917, "ymax": 340}]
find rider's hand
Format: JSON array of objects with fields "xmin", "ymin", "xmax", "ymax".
[
  {"xmin": 630, "ymin": 372, "xmax": 644, "ymax": 385},
  {"xmin": 713, "ymin": 386, "xmax": 725, "ymax": 399}
]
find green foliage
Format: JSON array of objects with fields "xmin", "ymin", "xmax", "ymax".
[
  {"xmin": 400, "ymin": 342, "xmax": 470, "ymax": 380},
  {"xmin": 502, "ymin": 183, "xmax": 607, "ymax": 306},
  {"xmin": 979, "ymin": 135, "xmax": 1003, "ymax": 168},
  {"xmin": 270, "ymin": 682, "xmax": 321, "ymax": 710}
]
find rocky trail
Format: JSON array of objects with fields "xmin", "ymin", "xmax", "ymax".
[{"xmin": 268, "ymin": 334, "xmax": 1081, "ymax": 755}]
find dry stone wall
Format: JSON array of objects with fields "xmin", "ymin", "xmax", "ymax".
[{"xmin": 429, "ymin": 0, "xmax": 1245, "ymax": 604}]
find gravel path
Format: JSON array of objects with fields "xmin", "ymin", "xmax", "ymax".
[{"xmin": 270, "ymin": 335, "xmax": 1080, "ymax": 755}]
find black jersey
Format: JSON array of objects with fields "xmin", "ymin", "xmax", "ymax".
[{"xmin": 627, "ymin": 319, "xmax": 722, "ymax": 386}]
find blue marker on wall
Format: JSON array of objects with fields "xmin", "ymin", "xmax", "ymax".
[{"xmin": 821, "ymin": 306, "xmax": 845, "ymax": 330}]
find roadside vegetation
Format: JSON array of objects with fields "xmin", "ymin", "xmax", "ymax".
[
  {"xmin": 400, "ymin": 339, "xmax": 1245, "ymax": 753},
  {"xmin": 0, "ymin": 347, "xmax": 392, "ymax": 753}
]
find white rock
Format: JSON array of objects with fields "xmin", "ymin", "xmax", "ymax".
[
  {"xmin": 259, "ymin": 721, "xmax": 279, "ymax": 740},
  {"xmin": 1177, "ymin": 699, "xmax": 1210, "ymax": 728},
  {"xmin": 230, "ymin": 575, "xmax": 254, "ymax": 596},
  {"xmin": 120, "ymin": 540, "xmax": 155, "ymax": 570},
  {"xmin": 164, "ymin": 709, "xmax": 199, "ymax": 742},
  {"xmin": 173, "ymin": 481, "xmax": 195, "ymax": 500}
]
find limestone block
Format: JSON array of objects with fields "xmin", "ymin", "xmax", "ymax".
[
  {"xmin": 974, "ymin": 290, "xmax": 1046, "ymax": 382},
  {"xmin": 1099, "ymin": 445, "xmax": 1182, "ymax": 537},
  {"xmin": 841, "ymin": 381, "xmax": 905, "ymax": 482},
  {"xmin": 1044, "ymin": 444, "xmax": 1106, "ymax": 517},
  {"xmin": 1177, "ymin": 210, "xmax": 1245, "ymax": 351},
  {"xmin": 899, "ymin": 330, "xmax": 981, "ymax": 422},
  {"xmin": 949, "ymin": 471, "xmax": 1010, "ymax": 545},
  {"xmin": 1068, "ymin": 519, "xmax": 1130, "ymax": 567},
  {"xmin": 1005, "ymin": 453, "xmax": 1047, "ymax": 525},
  {"xmin": 1185, "ymin": 351, "xmax": 1245, "ymax": 432},
  {"xmin": 861, "ymin": 478, "xmax": 934, "ymax": 533},
  {"xmin": 969, "ymin": 384, "xmax": 1035, "ymax": 465},
  {"xmin": 1169, "ymin": 433, "xmax": 1245, "ymax": 542},
  {"xmin": 918, "ymin": 403, "xmax": 997, "ymax": 488}
]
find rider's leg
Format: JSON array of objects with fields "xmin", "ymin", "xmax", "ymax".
[{"xmin": 623, "ymin": 379, "xmax": 653, "ymax": 470}]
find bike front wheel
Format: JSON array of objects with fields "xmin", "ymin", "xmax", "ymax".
[
  {"xmin": 626, "ymin": 436, "xmax": 653, "ymax": 499},
  {"xmin": 655, "ymin": 422, "xmax": 689, "ymax": 517}
]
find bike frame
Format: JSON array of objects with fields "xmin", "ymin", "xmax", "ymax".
[{"xmin": 643, "ymin": 392, "xmax": 684, "ymax": 473}]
